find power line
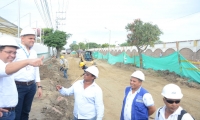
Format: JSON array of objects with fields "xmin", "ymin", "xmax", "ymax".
[
  {"xmin": 34, "ymin": 0, "xmax": 47, "ymax": 27},
  {"xmin": 40, "ymin": 0, "xmax": 49, "ymax": 27},
  {"xmin": 44, "ymin": 0, "xmax": 53, "ymax": 28},
  {"xmin": 0, "ymin": 0, "xmax": 16, "ymax": 10},
  {"xmin": 49, "ymin": 0, "xmax": 54, "ymax": 28},
  {"xmin": 167, "ymin": 11, "xmax": 200, "ymax": 23}
]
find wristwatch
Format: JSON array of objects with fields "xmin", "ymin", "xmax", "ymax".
[{"xmin": 38, "ymin": 86, "xmax": 42, "ymax": 88}]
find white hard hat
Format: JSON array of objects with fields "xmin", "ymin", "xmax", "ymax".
[
  {"xmin": 161, "ymin": 84, "xmax": 183, "ymax": 99},
  {"xmin": 0, "ymin": 36, "xmax": 19, "ymax": 48},
  {"xmin": 20, "ymin": 28, "xmax": 35, "ymax": 36},
  {"xmin": 85, "ymin": 66, "xmax": 99, "ymax": 78},
  {"xmin": 131, "ymin": 70, "xmax": 145, "ymax": 81}
]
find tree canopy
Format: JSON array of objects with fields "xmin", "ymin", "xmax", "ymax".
[
  {"xmin": 101, "ymin": 43, "xmax": 109, "ymax": 48},
  {"xmin": 42, "ymin": 28, "xmax": 71, "ymax": 57},
  {"xmin": 69, "ymin": 44, "xmax": 79, "ymax": 51},
  {"xmin": 125, "ymin": 19, "xmax": 163, "ymax": 68}
]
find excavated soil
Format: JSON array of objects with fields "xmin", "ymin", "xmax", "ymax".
[{"xmin": 30, "ymin": 55, "xmax": 200, "ymax": 120}]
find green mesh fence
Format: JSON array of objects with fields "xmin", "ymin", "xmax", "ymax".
[
  {"xmin": 142, "ymin": 52, "xmax": 181, "ymax": 74},
  {"xmin": 92, "ymin": 51, "xmax": 200, "ymax": 83},
  {"xmin": 179, "ymin": 54, "xmax": 200, "ymax": 83}
]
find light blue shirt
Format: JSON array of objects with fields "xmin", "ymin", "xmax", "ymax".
[{"xmin": 59, "ymin": 80, "xmax": 104, "ymax": 120}]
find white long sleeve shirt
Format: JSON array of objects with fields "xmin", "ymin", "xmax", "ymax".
[
  {"xmin": 59, "ymin": 80, "xmax": 104, "ymax": 120},
  {"xmin": 0, "ymin": 60, "xmax": 18, "ymax": 107},
  {"xmin": 13, "ymin": 44, "xmax": 40, "ymax": 82}
]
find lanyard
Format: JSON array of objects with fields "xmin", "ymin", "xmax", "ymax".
[{"xmin": 18, "ymin": 44, "xmax": 30, "ymax": 58}]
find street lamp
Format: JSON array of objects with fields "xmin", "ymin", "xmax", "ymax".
[
  {"xmin": 105, "ymin": 27, "xmax": 111, "ymax": 51},
  {"xmin": 85, "ymin": 39, "xmax": 89, "ymax": 50}
]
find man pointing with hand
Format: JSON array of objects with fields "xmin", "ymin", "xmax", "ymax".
[{"xmin": 0, "ymin": 36, "xmax": 43, "ymax": 120}]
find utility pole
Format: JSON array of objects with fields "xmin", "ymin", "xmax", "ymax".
[
  {"xmin": 56, "ymin": 12, "xmax": 66, "ymax": 30},
  {"xmin": 17, "ymin": 0, "xmax": 20, "ymax": 38}
]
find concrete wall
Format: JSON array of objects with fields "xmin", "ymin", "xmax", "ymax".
[{"xmin": 92, "ymin": 40, "xmax": 200, "ymax": 68}]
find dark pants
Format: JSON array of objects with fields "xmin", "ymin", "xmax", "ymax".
[
  {"xmin": 63, "ymin": 69, "xmax": 68, "ymax": 78},
  {"xmin": 0, "ymin": 110, "xmax": 15, "ymax": 120},
  {"xmin": 15, "ymin": 83, "xmax": 36, "ymax": 120}
]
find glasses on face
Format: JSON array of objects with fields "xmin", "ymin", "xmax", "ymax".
[
  {"xmin": 3, "ymin": 50, "xmax": 17, "ymax": 55},
  {"xmin": 84, "ymin": 72, "xmax": 92, "ymax": 76},
  {"xmin": 165, "ymin": 97, "xmax": 181, "ymax": 104}
]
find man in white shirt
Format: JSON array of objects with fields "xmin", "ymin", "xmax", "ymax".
[
  {"xmin": 154, "ymin": 84, "xmax": 194, "ymax": 120},
  {"xmin": 120, "ymin": 70, "xmax": 156, "ymax": 120},
  {"xmin": 56, "ymin": 66, "xmax": 104, "ymax": 120},
  {"xmin": 0, "ymin": 36, "xmax": 43, "ymax": 120},
  {"xmin": 13, "ymin": 28, "xmax": 43, "ymax": 120}
]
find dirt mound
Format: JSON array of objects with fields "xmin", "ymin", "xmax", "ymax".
[
  {"xmin": 113, "ymin": 62, "xmax": 200, "ymax": 89},
  {"xmin": 30, "ymin": 58, "xmax": 74, "ymax": 120}
]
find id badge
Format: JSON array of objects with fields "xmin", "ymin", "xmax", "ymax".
[{"xmin": 26, "ymin": 65, "xmax": 30, "ymax": 70}]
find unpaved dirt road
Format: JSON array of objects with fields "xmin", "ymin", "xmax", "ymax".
[{"xmin": 30, "ymin": 55, "xmax": 200, "ymax": 120}]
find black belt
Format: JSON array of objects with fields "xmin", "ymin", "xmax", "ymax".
[
  {"xmin": 15, "ymin": 80, "xmax": 35, "ymax": 86},
  {"xmin": 2, "ymin": 107, "xmax": 15, "ymax": 111}
]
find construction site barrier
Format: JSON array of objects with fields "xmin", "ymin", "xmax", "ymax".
[{"xmin": 92, "ymin": 51, "xmax": 200, "ymax": 83}]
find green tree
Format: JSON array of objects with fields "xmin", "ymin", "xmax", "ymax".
[
  {"xmin": 78, "ymin": 42, "xmax": 86, "ymax": 50},
  {"xmin": 43, "ymin": 28, "xmax": 71, "ymax": 57},
  {"xmin": 101, "ymin": 43, "xmax": 109, "ymax": 48},
  {"xmin": 86, "ymin": 42, "xmax": 101, "ymax": 49},
  {"xmin": 120, "ymin": 42, "xmax": 130, "ymax": 46},
  {"xmin": 155, "ymin": 40, "xmax": 163, "ymax": 44},
  {"xmin": 70, "ymin": 44, "xmax": 79, "ymax": 51},
  {"xmin": 126, "ymin": 19, "xmax": 162, "ymax": 68}
]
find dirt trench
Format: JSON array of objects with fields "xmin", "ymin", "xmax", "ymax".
[{"xmin": 30, "ymin": 55, "xmax": 200, "ymax": 120}]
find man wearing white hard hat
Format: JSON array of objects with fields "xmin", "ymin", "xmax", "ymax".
[
  {"xmin": 56, "ymin": 66, "xmax": 104, "ymax": 120},
  {"xmin": 13, "ymin": 28, "xmax": 43, "ymax": 120},
  {"xmin": 154, "ymin": 83, "xmax": 194, "ymax": 120},
  {"xmin": 0, "ymin": 36, "xmax": 43, "ymax": 119},
  {"xmin": 120, "ymin": 70, "xmax": 156, "ymax": 120}
]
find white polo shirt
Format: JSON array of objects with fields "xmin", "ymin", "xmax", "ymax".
[
  {"xmin": 13, "ymin": 44, "xmax": 40, "ymax": 82},
  {"xmin": 155, "ymin": 106, "xmax": 194, "ymax": 120},
  {"xmin": 0, "ymin": 60, "xmax": 18, "ymax": 107}
]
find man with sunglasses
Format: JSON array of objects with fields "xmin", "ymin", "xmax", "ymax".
[
  {"xmin": 155, "ymin": 84, "xmax": 194, "ymax": 120},
  {"xmin": 120, "ymin": 70, "xmax": 156, "ymax": 120},
  {"xmin": 56, "ymin": 66, "xmax": 104, "ymax": 120},
  {"xmin": 0, "ymin": 36, "xmax": 43, "ymax": 120}
]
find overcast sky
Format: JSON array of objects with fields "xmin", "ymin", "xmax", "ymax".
[{"xmin": 0, "ymin": 0, "xmax": 200, "ymax": 48}]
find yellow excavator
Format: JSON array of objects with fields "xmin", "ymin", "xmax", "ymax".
[{"xmin": 79, "ymin": 51, "xmax": 96, "ymax": 67}]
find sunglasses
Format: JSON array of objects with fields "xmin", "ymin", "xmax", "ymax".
[
  {"xmin": 84, "ymin": 72, "xmax": 95, "ymax": 78},
  {"xmin": 165, "ymin": 97, "xmax": 181, "ymax": 104},
  {"xmin": 84, "ymin": 72, "xmax": 92, "ymax": 76}
]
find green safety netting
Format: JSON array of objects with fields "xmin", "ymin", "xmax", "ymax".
[
  {"xmin": 92, "ymin": 51, "xmax": 200, "ymax": 83},
  {"xmin": 179, "ymin": 54, "xmax": 200, "ymax": 83},
  {"xmin": 142, "ymin": 52, "xmax": 181, "ymax": 74}
]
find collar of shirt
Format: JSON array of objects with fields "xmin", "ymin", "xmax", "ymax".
[
  {"xmin": 19, "ymin": 43, "xmax": 33, "ymax": 50},
  {"xmin": 81, "ymin": 80, "xmax": 96, "ymax": 87},
  {"xmin": 129, "ymin": 86, "xmax": 142, "ymax": 93},
  {"xmin": 18, "ymin": 43, "xmax": 31, "ymax": 58},
  {"xmin": 162, "ymin": 105, "xmax": 182, "ymax": 116}
]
